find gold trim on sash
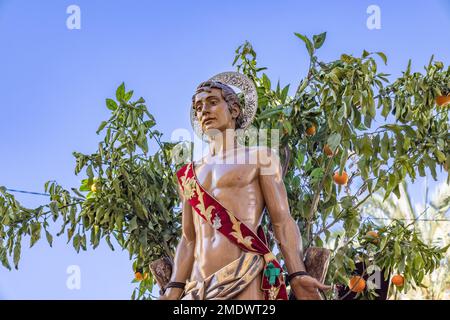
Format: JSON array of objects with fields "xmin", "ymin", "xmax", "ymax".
[{"xmin": 181, "ymin": 252, "xmax": 264, "ymax": 300}]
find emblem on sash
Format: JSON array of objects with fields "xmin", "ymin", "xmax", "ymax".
[{"xmin": 212, "ymin": 215, "xmax": 222, "ymax": 229}]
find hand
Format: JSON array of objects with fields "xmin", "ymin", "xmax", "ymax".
[
  {"xmin": 158, "ymin": 287, "xmax": 184, "ymax": 300},
  {"xmin": 290, "ymin": 275, "xmax": 332, "ymax": 300}
]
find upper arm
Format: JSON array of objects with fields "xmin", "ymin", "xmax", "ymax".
[
  {"xmin": 257, "ymin": 147, "xmax": 291, "ymax": 225},
  {"xmin": 177, "ymin": 183, "xmax": 196, "ymax": 243}
]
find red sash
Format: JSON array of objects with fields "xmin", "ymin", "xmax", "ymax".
[{"xmin": 176, "ymin": 162, "xmax": 288, "ymax": 300}]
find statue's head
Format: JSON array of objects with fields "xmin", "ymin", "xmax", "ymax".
[{"xmin": 192, "ymin": 81, "xmax": 243, "ymax": 133}]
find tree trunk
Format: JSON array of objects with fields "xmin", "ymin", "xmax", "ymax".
[
  {"xmin": 289, "ymin": 246, "xmax": 331, "ymax": 300},
  {"xmin": 149, "ymin": 257, "xmax": 173, "ymax": 295},
  {"xmin": 303, "ymin": 247, "xmax": 331, "ymax": 284}
]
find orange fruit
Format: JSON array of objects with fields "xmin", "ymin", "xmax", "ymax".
[
  {"xmin": 324, "ymin": 144, "xmax": 334, "ymax": 157},
  {"xmin": 391, "ymin": 274, "xmax": 404, "ymax": 287},
  {"xmin": 349, "ymin": 276, "xmax": 366, "ymax": 293},
  {"xmin": 333, "ymin": 171, "xmax": 349, "ymax": 185},
  {"xmin": 135, "ymin": 272, "xmax": 144, "ymax": 281},
  {"xmin": 91, "ymin": 182, "xmax": 100, "ymax": 193},
  {"xmin": 366, "ymin": 230, "xmax": 379, "ymax": 243},
  {"xmin": 306, "ymin": 125, "xmax": 316, "ymax": 136},
  {"xmin": 436, "ymin": 95, "xmax": 450, "ymax": 107}
]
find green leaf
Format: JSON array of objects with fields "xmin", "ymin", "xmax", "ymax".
[
  {"xmin": 382, "ymin": 97, "xmax": 391, "ymax": 118},
  {"xmin": 424, "ymin": 155, "xmax": 437, "ymax": 180},
  {"xmin": 360, "ymin": 136, "xmax": 372, "ymax": 157},
  {"xmin": 394, "ymin": 241, "xmax": 401, "ymax": 258},
  {"xmin": 30, "ymin": 223, "xmax": 41, "ymax": 248},
  {"xmin": 380, "ymin": 133, "xmax": 389, "ymax": 161},
  {"xmin": 327, "ymin": 133, "xmax": 341, "ymax": 151},
  {"xmin": 13, "ymin": 243, "xmax": 21, "ymax": 269},
  {"xmin": 280, "ymin": 85, "xmax": 290, "ymax": 103},
  {"xmin": 339, "ymin": 147, "xmax": 348, "ymax": 174},
  {"xmin": 139, "ymin": 231, "xmax": 148, "ymax": 246},
  {"xmin": 310, "ymin": 168, "xmax": 324, "ymax": 179},
  {"xmin": 256, "ymin": 106, "xmax": 284, "ymax": 121},
  {"xmin": 434, "ymin": 61, "xmax": 444, "ymax": 70},
  {"xmin": 418, "ymin": 160, "xmax": 426, "ymax": 177},
  {"xmin": 143, "ymin": 120, "xmax": 156, "ymax": 129},
  {"xmin": 135, "ymin": 97, "xmax": 145, "ymax": 104},
  {"xmin": 106, "ymin": 98, "xmax": 118, "ymax": 111},
  {"xmin": 328, "ymin": 72, "xmax": 340, "ymax": 85},
  {"xmin": 81, "ymin": 234, "xmax": 87, "ymax": 250},
  {"xmin": 393, "ymin": 184, "xmax": 401, "ymax": 199},
  {"xmin": 71, "ymin": 187, "xmax": 86, "ymax": 198},
  {"xmin": 105, "ymin": 234, "xmax": 115, "ymax": 251},
  {"xmin": 340, "ymin": 196, "xmax": 353, "ymax": 209},
  {"xmin": 376, "ymin": 52, "xmax": 388, "ymax": 65},
  {"xmin": 434, "ymin": 149, "xmax": 446, "ymax": 163},
  {"xmin": 282, "ymin": 121, "xmax": 292, "ymax": 135},
  {"xmin": 294, "ymin": 33, "xmax": 314, "ymax": 56},
  {"xmin": 315, "ymin": 237, "xmax": 324, "ymax": 247},
  {"xmin": 86, "ymin": 165, "xmax": 94, "ymax": 179},
  {"xmin": 129, "ymin": 216, "xmax": 138, "ymax": 232},
  {"xmin": 262, "ymin": 73, "xmax": 271, "ymax": 90},
  {"xmin": 405, "ymin": 59, "xmax": 412, "ymax": 75},
  {"xmin": 2, "ymin": 214, "xmax": 10, "ymax": 226},
  {"xmin": 45, "ymin": 230, "xmax": 53, "ymax": 247},
  {"xmin": 0, "ymin": 247, "xmax": 11, "ymax": 270},
  {"xmin": 414, "ymin": 253, "xmax": 423, "ymax": 269},
  {"xmin": 73, "ymin": 234, "xmax": 81, "ymax": 253},
  {"xmin": 116, "ymin": 83, "xmax": 125, "ymax": 101},
  {"xmin": 296, "ymin": 151, "xmax": 305, "ymax": 168},
  {"xmin": 49, "ymin": 201, "xmax": 59, "ymax": 216},
  {"xmin": 96, "ymin": 121, "xmax": 108, "ymax": 134},
  {"xmin": 79, "ymin": 184, "xmax": 90, "ymax": 192},
  {"xmin": 340, "ymin": 54, "xmax": 353, "ymax": 64},
  {"xmin": 313, "ymin": 32, "xmax": 327, "ymax": 49},
  {"xmin": 124, "ymin": 90, "xmax": 134, "ymax": 102},
  {"xmin": 138, "ymin": 136, "xmax": 148, "ymax": 154}
]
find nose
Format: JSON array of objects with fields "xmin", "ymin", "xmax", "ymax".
[{"xmin": 199, "ymin": 103, "xmax": 210, "ymax": 117}]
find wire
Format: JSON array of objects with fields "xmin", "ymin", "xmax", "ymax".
[
  {"xmin": 363, "ymin": 216, "xmax": 450, "ymax": 222},
  {"xmin": 4, "ymin": 189, "xmax": 450, "ymax": 222},
  {"xmin": 5, "ymin": 188, "xmax": 50, "ymax": 197}
]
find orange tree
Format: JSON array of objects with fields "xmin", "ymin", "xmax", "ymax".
[{"xmin": 0, "ymin": 32, "xmax": 449, "ymax": 299}]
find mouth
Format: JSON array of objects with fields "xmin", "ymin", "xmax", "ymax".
[{"xmin": 203, "ymin": 118, "xmax": 215, "ymax": 125}]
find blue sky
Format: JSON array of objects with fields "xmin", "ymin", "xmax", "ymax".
[{"xmin": 0, "ymin": 0, "xmax": 449, "ymax": 299}]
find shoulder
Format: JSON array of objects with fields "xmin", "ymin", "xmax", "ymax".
[
  {"xmin": 245, "ymin": 146, "xmax": 282, "ymax": 176},
  {"xmin": 246, "ymin": 145, "xmax": 281, "ymax": 163},
  {"xmin": 193, "ymin": 155, "xmax": 210, "ymax": 166}
]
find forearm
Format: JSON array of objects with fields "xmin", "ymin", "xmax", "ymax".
[
  {"xmin": 163, "ymin": 236, "xmax": 195, "ymax": 298},
  {"xmin": 272, "ymin": 216, "xmax": 306, "ymax": 274},
  {"xmin": 170, "ymin": 236, "xmax": 195, "ymax": 281}
]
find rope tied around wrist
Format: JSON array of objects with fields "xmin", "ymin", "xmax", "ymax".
[
  {"xmin": 287, "ymin": 271, "xmax": 310, "ymax": 283},
  {"xmin": 161, "ymin": 281, "xmax": 186, "ymax": 295}
]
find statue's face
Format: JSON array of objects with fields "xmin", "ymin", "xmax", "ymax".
[{"xmin": 193, "ymin": 88, "xmax": 239, "ymax": 133}]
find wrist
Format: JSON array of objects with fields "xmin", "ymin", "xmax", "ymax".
[
  {"xmin": 161, "ymin": 281, "xmax": 186, "ymax": 299},
  {"xmin": 287, "ymin": 271, "xmax": 310, "ymax": 283},
  {"xmin": 164, "ymin": 287, "xmax": 184, "ymax": 299}
]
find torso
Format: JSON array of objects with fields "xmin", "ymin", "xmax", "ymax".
[{"xmin": 190, "ymin": 146, "xmax": 266, "ymax": 299}]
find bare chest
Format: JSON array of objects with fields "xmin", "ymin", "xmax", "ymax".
[{"xmin": 193, "ymin": 162, "xmax": 258, "ymax": 194}]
